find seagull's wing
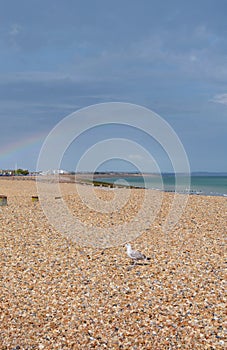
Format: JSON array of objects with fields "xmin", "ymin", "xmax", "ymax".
[{"xmin": 130, "ymin": 249, "xmax": 146, "ymax": 260}]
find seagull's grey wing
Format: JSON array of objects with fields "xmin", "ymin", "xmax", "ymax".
[{"xmin": 130, "ymin": 249, "xmax": 146, "ymax": 260}]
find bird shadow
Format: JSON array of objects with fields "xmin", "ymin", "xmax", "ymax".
[{"xmin": 129, "ymin": 262, "xmax": 150, "ymax": 266}]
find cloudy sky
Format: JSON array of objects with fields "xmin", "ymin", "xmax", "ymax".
[{"xmin": 0, "ymin": 0, "xmax": 227, "ymax": 172}]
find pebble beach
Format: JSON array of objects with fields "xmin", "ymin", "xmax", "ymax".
[{"xmin": 0, "ymin": 178, "xmax": 226, "ymax": 349}]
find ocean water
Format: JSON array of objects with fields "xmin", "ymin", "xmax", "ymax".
[{"xmin": 97, "ymin": 175, "xmax": 227, "ymax": 197}]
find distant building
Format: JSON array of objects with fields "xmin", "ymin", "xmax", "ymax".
[
  {"xmin": 0, "ymin": 169, "xmax": 29, "ymax": 176},
  {"xmin": 40, "ymin": 169, "xmax": 69, "ymax": 175},
  {"xmin": 0, "ymin": 169, "xmax": 13, "ymax": 176}
]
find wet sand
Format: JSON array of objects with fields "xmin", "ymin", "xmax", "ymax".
[{"xmin": 0, "ymin": 179, "xmax": 226, "ymax": 349}]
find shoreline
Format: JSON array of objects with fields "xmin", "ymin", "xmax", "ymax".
[{"xmin": 1, "ymin": 174, "xmax": 226, "ymax": 197}]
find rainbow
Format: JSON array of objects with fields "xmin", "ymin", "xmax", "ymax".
[{"xmin": 0, "ymin": 131, "xmax": 47, "ymax": 163}]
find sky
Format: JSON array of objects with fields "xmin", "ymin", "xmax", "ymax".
[{"xmin": 0, "ymin": 0, "xmax": 227, "ymax": 172}]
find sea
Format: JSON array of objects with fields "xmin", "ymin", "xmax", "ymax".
[{"xmin": 97, "ymin": 174, "xmax": 227, "ymax": 197}]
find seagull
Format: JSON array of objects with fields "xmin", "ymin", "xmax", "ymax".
[{"xmin": 125, "ymin": 243, "xmax": 150, "ymax": 265}]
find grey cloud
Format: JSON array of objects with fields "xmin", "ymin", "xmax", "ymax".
[{"xmin": 211, "ymin": 93, "xmax": 227, "ymax": 106}]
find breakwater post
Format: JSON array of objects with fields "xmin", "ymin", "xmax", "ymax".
[
  {"xmin": 32, "ymin": 196, "xmax": 39, "ymax": 202},
  {"xmin": 0, "ymin": 195, "xmax": 7, "ymax": 206}
]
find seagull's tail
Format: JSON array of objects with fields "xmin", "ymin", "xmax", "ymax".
[{"xmin": 146, "ymin": 257, "xmax": 151, "ymax": 261}]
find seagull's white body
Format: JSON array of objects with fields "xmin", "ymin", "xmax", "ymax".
[{"xmin": 125, "ymin": 243, "xmax": 149, "ymax": 264}]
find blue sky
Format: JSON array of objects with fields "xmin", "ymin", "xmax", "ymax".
[{"xmin": 0, "ymin": 0, "xmax": 227, "ymax": 172}]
